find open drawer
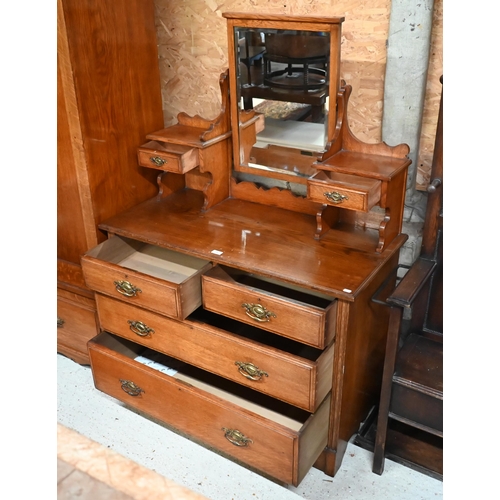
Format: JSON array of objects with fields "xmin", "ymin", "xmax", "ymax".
[
  {"xmin": 88, "ymin": 332, "xmax": 330, "ymax": 486},
  {"xmin": 96, "ymin": 294, "xmax": 335, "ymax": 412},
  {"xmin": 81, "ymin": 236, "xmax": 212, "ymax": 320},
  {"xmin": 137, "ymin": 140, "xmax": 199, "ymax": 173},
  {"xmin": 307, "ymin": 170, "xmax": 381, "ymax": 212},
  {"xmin": 202, "ymin": 266, "xmax": 337, "ymax": 348}
]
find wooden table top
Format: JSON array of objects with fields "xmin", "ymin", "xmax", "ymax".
[{"xmin": 99, "ymin": 190, "xmax": 406, "ymax": 301}]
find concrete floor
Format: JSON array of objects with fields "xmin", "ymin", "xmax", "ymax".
[{"xmin": 57, "ymin": 353, "xmax": 443, "ymax": 499}]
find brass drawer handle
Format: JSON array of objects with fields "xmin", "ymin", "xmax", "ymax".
[
  {"xmin": 57, "ymin": 317, "xmax": 64, "ymax": 328},
  {"xmin": 324, "ymin": 191, "xmax": 348, "ymax": 204},
  {"xmin": 120, "ymin": 379, "xmax": 145, "ymax": 396},
  {"xmin": 114, "ymin": 280, "xmax": 142, "ymax": 297},
  {"xmin": 242, "ymin": 303, "xmax": 276, "ymax": 322},
  {"xmin": 235, "ymin": 361, "xmax": 268, "ymax": 381},
  {"xmin": 150, "ymin": 156, "xmax": 167, "ymax": 167},
  {"xmin": 128, "ymin": 320, "xmax": 154, "ymax": 337},
  {"xmin": 222, "ymin": 428, "xmax": 253, "ymax": 447}
]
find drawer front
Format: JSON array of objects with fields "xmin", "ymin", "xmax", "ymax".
[
  {"xmin": 96, "ymin": 294, "xmax": 334, "ymax": 411},
  {"xmin": 57, "ymin": 291, "xmax": 98, "ymax": 364},
  {"xmin": 307, "ymin": 171, "xmax": 381, "ymax": 212},
  {"xmin": 81, "ymin": 236, "xmax": 211, "ymax": 319},
  {"xmin": 202, "ymin": 266, "xmax": 336, "ymax": 348},
  {"xmin": 82, "ymin": 257, "xmax": 180, "ymax": 317},
  {"xmin": 88, "ymin": 332, "xmax": 330, "ymax": 485},
  {"xmin": 137, "ymin": 140, "xmax": 199, "ymax": 174}
]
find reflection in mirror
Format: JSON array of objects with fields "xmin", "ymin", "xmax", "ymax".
[{"xmin": 234, "ymin": 28, "xmax": 330, "ymax": 183}]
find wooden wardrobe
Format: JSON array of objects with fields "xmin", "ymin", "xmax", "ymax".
[{"xmin": 57, "ymin": 0, "xmax": 164, "ymax": 364}]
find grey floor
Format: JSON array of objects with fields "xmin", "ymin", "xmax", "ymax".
[{"xmin": 57, "ymin": 353, "xmax": 443, "ymax": 500}]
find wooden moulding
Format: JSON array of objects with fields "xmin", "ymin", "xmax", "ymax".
[
  {"xmin": 139, "ymin": 71, "xmax": 232, "ymax": 211},
  {"xmin": 230, "ymin": 178, "xmax": 320, "ymax": 216}
]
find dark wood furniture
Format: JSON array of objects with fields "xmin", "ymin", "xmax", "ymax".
[
  {"xmin": 371, "ymin": 78, "xmax": 443, "ymax": 478},
  {"xmin": 57, "ymin": 0, "xmax": 164, "ymax": 363},
  {"xmin": 77, "ymin": 13, "xmax": 413, "ymax": 486}
]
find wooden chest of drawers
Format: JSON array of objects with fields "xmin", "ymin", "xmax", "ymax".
[
  {"xmin": 76, "ymin": 12, "xmax": 411, "ymax": 487},
  {"xmin": 82, "ymin": 233, "xmax": 343, "ymax": 484},
  {"xmin": 81, "ymin": 194, "xmax": 406, "ymax": 485}
]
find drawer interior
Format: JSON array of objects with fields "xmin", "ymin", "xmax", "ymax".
[
  {"xmin": 86, "ymin": 236, "xmax": 210, "ymax": 283},
  {"xmin": 211, "ymin": 266, "xmax": 335, "ymax": 308},
  {"xmin": 309, "ymin": 170, "xmax": 381, "ymax": 191},
  {"xmin": 188, "ymin": 307, "xmax": 325, "ymax": 361},
  {"xmin": 139, "ymin": 139, "xmax": 196, "ymax": 157},
  {"xmin": 95, "ymin": 332, "xmax": 311, "ymax": 430}
]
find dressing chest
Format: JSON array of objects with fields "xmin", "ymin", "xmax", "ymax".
[{"xmin": 79, "ymin": 13, "xmax": 411, "ymax": 486}]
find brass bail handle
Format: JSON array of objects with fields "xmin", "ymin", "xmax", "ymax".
[
  {"xmin": 120, "ymin": 379, "xmax": 144, "ymax": 396},
  {"xmin": 324, "ymin": 191, "xmax": 348, "ymax": 204},
  {"xmin": 222, "ymin": 428, "xmax": 253, "ymax": 447},
  {"xmin": 242, "ymin": 303, "xmax": 276, "ymax": 323},
  {"xmin": 235, "ymin": 361, "xmax": 268, "ymax": 381},
  {"xmin": 114, "ymin": 280, "xmax": 142, "ymax": 297},
  {"xmin": 150, "ymin": 156, "xmax": 167, "ymax": 167},
  {"xmin": 128, "ymin": 320, "xmax": 154, "ymax": 337}
]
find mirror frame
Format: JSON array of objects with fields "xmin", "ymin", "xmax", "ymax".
[{"xmin": 223, "ymin": 13, "xmax": 345, "ymax": 183}]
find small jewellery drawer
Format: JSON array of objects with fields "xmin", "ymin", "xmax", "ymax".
[
  {"xmin": 202, "ymin": 266, "xmax": 337, "ymax": 349},
  {"xmin": 96, "ymin": 294, "xmax": 334, "ymax": 412},
  {"xmin": 88, "ymin": 332, "xmax": 330, "ymax": 486},
  {"xmin": 137, "ymin": 140, "xmax": 199, "ymax": 173},
  {"xmin": 81, "ymin": 236, "xmax": 211, "ymax": 320},
  {"xmin": 307, "ymin": 170, "xmax": 381, "ymax": 212}
]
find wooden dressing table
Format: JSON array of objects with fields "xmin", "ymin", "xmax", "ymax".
[{"xmin": 80, "ymin": 13, "xmax": 412, "ymax": 486}]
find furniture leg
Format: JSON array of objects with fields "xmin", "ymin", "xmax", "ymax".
[{"xmin": 372, "ymin": 306, "xmax": 403, "ymax": 474}]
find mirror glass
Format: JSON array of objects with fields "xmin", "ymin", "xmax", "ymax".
[{"xmin": 233, "ymin": 27, "xmax": 331, "ymax": 182}]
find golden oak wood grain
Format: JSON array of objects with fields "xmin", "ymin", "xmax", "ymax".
[
  {"xmin": 89, "ymin": 332, "xmax": 330, "ymax": 486},
  {"xmin": 79, "ymin": 12, "xmax": 413, "ymax": 486},
  {"xmin": 96, "ymin": 294, "xmax": 334, "ymax": 412},
  {"xmin": 82, "ymin": 236, "xmax": 211, "ymax": 320},
  {"xmin": 308, "ymin": 171, "xmax": 382, "ymax": 212},
  {"xmin": 137, "ymin": 141, "xmax": 200, "ymax": 174},
  {"xmin": 99, "ymin": 195, "xmax": 406, "ymax": 300},
  {"xmin": 202, "ymin": 266, "xmax": 337, "ymax": 348}
]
